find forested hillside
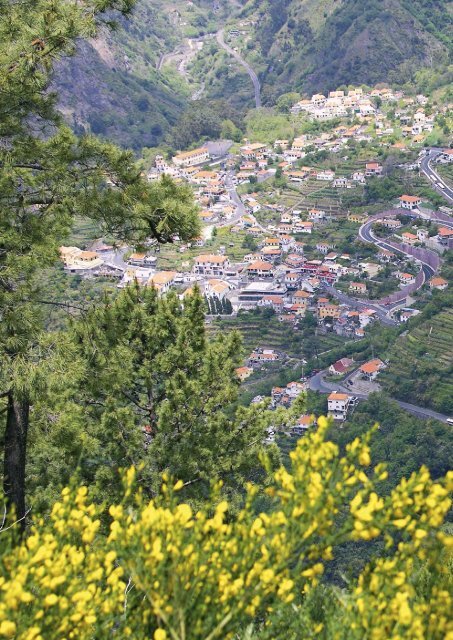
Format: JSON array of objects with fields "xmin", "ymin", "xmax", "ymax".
[
  {"xmin": 53, "ymin": 0, "xmax": 235, "ymax": 149},
  {"xmin": 53, "ymin": 0, "xmax": 452, "ymax": 148},
  {"xmin": 239, "ymin": 0, "xmax": 452, "ymax": 102}
]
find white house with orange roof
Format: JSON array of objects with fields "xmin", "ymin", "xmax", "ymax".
[
  {"xmin": 173, "ymin": 147, "xmax": 210, "ymax": 168},
  {"xmin": 148, "ymin": 271, "xmax": 178, "ymax": 295},
  {"xmin": 349, "ymin": 282, "xmax": 367, "ymax": 295},
  {"xmin": 59, "ymin": 247, "xmax": 104, "ymax": 272},
  {"xmin": 365, "ymin": 162, "xmax": 383, "ymax": 176},
  {"xmin": 429, "ymin": 276, "xmax": 448, "ymax": 291},
  {"xmin": 399, "ymin": 195, "xmax": 421, "ymax": 210},
  {"xmin": 401, "ymin": 232, "xmax": 418, "ymax": 245},
  {"xmin": 246, "ymin": 260, "xmax": 274, "ymax": 278},
  {"xmin": 259, "ymin": 295, "xmax": 284, "ymax": 312},
  {"xmin": 397, "ymin": 272, "xmax": 416, "ymax": 285},
  {"xmin": 328, "ymin": 392, "xmax": 352, "ymax": 420},
  {"xmin": 437, "ymin": 227, "xmax": 453, "ymax": 246},
  {"xmin": 263, "ymin": 236, "xmax": 281, "ymax": 248},
  {"xmin": 235, "ymin": 366, "xmax": 253, "ymax": 382},
  {"xmin": 204, "ymin": 279, "xmax": 231, "ymax": 299},
  {"xmin": 194, "ymin": 254, "xmax": 230, "ymax": 276},
  {"xmin": 248, "ymin": 349, "xmax": 280, "ymax": 365},
  {"xmin": 292, "ymin": 415, "xmax": 315, "ymax": 435},
  {"xmin": 295, "ymin": 221, "xmax": 313, "ymax": 234},
  {"xmin": 308, "ymin": 209, "xmax": 326, "ymax": 222},
  {"xmin": 292, "ymin": 289, "xmax": 311, "ymax": 305},
  {"xmin": 359, "ymin": 358, "xmax": 386, "ymax": 381},
  {"xmin": 439, "ymin": 149, "xmax": 453, "ymax": 163}
]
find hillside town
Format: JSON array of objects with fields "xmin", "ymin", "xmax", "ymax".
[{"xmin": 59, "ymin": 83, "xmax": 452, "ymax": 432}]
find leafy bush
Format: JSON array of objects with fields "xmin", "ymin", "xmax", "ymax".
[{"xmin": 0, "ymin": 421, "xmax": 451, "ymax": 639}]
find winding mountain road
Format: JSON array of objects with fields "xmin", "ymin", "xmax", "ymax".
[
  {"xmin": 308, "ymin": 371, "xmax": 451, "ymax": 424},
  {"xmin": 216, "ymin": 29, "xmax": 262, "ymax": 108},
  {"xmin": 420, "ymin": 149, "xmax": 453, "ymax": 204},
  {"xmin": 324, "ymin": 206, "xmax": 452, "ymax": 316}
]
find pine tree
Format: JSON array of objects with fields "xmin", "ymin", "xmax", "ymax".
[
  {"xmin": 0, "ymin": 0, "xmax": 199, "ymax": 524},
  {"xmin": 224, "ymin": 298, "xmax": 233, "ymax": 315},
  {"xmin": 28, "ymin": 286, "xmax": 278, "ymax": 506}
]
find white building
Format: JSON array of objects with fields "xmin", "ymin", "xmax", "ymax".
[
  {"xmin": 328, "ymin": 392, "xmax": 352, "ymax": 420},
  {"xmin": 173, "ymin": 147, "xmax": 210, "ymax": 168},
  {"xmin": 194, "ymin": 255, "xmax": 230, "ymax": 276}
]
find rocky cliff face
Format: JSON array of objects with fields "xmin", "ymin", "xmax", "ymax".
[{"xmin": 52, "ymin": 3, "xmax": 186, "ymax": 150}]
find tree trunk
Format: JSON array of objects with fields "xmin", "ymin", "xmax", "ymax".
[{"xmin": 3, "ymin": 392, "xmax": 29, "ymax": 530}]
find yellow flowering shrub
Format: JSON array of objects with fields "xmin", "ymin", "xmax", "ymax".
[{"xmin": 0, "ymin": 418, "xmax": 451, "ymax": 639}]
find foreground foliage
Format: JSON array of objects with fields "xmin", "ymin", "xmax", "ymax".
[
  {"xmin": 0, "ymin": 0, "xmax": 199, "ymax": 523},
  {"xmin": 0, "ymin": 421, "xmax": 451, "ymax": 639},
  {"xmin": 28, "ymin": 287, "xmax": 280, "ymax": 509}
]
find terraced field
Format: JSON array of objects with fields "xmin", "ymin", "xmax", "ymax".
[
  {"xmin": 208, "ymin": 314, "xmax": 304, "ymax": 357},
  {"xmin": 208, "ymin": 314, "xmax": 346, "ymax": 360},
  {"xmin": 381, "ymin": 309, "xmax": 453, "ymax": 414}
]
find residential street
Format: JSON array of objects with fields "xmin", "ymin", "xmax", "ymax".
[{"xmin": 308, "ymin": 370, "xmax": 451, "ymax": 424}]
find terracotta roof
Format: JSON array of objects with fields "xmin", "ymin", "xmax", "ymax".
[
  {"xmin": 79, "ymin": 251, "xmax": 98, "ymax": 260},
  {"xmin": 328, "ymin": 392, "xmax": 350, "ymax": 401},
  {"xmin": 148, "ymin": 271, "xmax": 177, "ymax": 286},
  {"xmin": 263, "ymin": 295, "xmax": 283, "ymax": 303},
  {"xmin": 399, "ymin": 195, "xmax": 421, "ymax": 202},
  {"xmin": 360, "ymin": 359, "xmax": 384, "ymax": 374},
  {"xmin": 247, "ymin": 261, "xmax": 273, "ymax": 270},
  {"xmin": 174, "ymin": 147, "xmax": 208, "ymax": 160},
  {"xmin": 196, "ymin": 254, "xmax": 227, "ymax": 264}
]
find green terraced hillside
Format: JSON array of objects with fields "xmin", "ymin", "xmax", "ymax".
[
  {"xmin": 381, "ymin": 309, "xmax": 453, "ymax": 414},
  {"xmin": 209, "ymin": 313, "xmax": 345, "ymax": 360}
]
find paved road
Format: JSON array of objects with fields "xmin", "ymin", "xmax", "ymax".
[
  {"xmin": 420, "ymin": 149, "xmax": 453, "ymax": 204},
  {"xmin": 357, "ymin": 213, "xmax": 439, "ymax": 307},
  {"xmin": 321, "ymin": 283, "xmax": 398, "ymax": 326},
  {"xmin": 320, "ymin": 206, "xmax": 446, "ymax": 319},
  {"xmin": 309, "ymin": 371, "xmax": 451, "ymax": 424},
  {"xmin": 216, "ymin": 29, "xmax": 262, "ymax": 108}
]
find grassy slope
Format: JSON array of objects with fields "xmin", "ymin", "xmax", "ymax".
[{"xmin": 381, "ymin": 298, "xmax": 453, "ymax": 414}]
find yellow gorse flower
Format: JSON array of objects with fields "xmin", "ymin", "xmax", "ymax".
[{"xmin": 0, "ymin": 420, "xmax": 451, "ymax": 639}]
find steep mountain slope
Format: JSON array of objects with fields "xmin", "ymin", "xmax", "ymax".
[
  {"xmin": 249, "ymin": 0, "xmax": 452, "ymax": 101},
  {"xmin": 53, "ymin": 0, "xmax": 234, "ymax": 149},
  {"xmin": 53, "ymin": 0, "xmax": 452, "ymax": 149}
]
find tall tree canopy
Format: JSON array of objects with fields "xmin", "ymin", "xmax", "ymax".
[
  {"xmin": 27, "ymin": 286, "xmax": 280, "ymax": 509},
  {"xmin": 0, "ymin": 0, "xmax": 199, "ymax": 524}
]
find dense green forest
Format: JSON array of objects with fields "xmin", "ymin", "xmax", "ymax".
[{"xmin": 247, "ymin": 0, "xmax": 452, "ymax": 102}]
